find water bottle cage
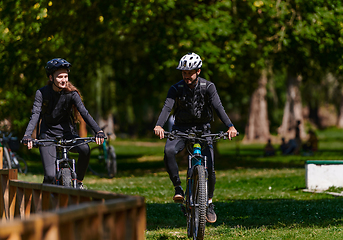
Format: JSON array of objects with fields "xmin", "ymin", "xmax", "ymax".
[{"xmin": 191, "ymin": 155, "xmax": 203, "ymax": 166}]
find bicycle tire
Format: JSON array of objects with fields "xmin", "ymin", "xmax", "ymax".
[
  {"xmin": 88, "ymin": 145, "xmax": 107, "ymax": 177},
  {"xmin": 107, "ymin": 146, "xmax": 117, "ymax": 178},
  {"xmin": 60, "ymin": 168, "xmax": 72, "ymax": 188},
  {"xmin": 14, "ymin": 155, "xmax": 28, "ymax": 174},
  {"xmin": 192, "ymin": 165, "xmax": 207, "ymax": 240},
  {"xmin": 2, "ymin": 147, "xmax": 12, "ymax": 169}
]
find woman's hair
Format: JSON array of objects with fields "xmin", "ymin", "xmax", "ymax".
[{"xmin": 47, "ymin": 80, "xmax": 82, "ymax": 123}]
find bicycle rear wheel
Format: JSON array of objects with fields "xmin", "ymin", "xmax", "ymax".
[
  {"xmin": 107, "ymin": 146, "xmax": 117, "ymax": 178},
  {"xmin": 191, "ymin": 165, "xmax": 207, "ymax": 240},
  {"xmin": 13, "ymin": 155, "xmax": 28, "ymax": 174},
  {"xmin": 88, "ymin": 145, "xmax": 107, "ymax": 177},
  {"xmin": 2, "ymin": 147, "xmax": 12, "ymax": 169}
]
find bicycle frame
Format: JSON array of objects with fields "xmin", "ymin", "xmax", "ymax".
[
  {"xmin": 88, "ymin": 132, "xmax": 117, "ymax": 178},
  {"xmin": 184, "ymin": 141, "xmax": 208, "ymax": 240},
  {"xmin": 29, "ymin": 136, "xmax": 97, "ymax": 188},
  {"xmin": 164, "ymin": 129, "xmax": 238, "ymax": 240},
  {"xmin": 1, "ymin": 131, "xmax": 28, "ymax": 173}
]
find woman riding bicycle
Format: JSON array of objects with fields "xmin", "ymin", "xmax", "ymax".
[
  {"xmin": 22, "ymin": 58, "xmax": 104, "ymax": 189},
  {"xmin": 154, "ymin": 52, "xmax": 238, "ymax": 223}
]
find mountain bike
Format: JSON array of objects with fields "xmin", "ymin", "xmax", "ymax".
[
  {"xmin": 88, "ymin": 132, "xmax": 117, "ymax": 178},
  {"xmin": 1, "ymin": 131, "xmax": 28, "ymax": 174},
  {"xmin": 27, "ymin": 136, "xmax": 98, "ymax": 188},
  {"xmin": 164, "ymin": 129, "xmax": 237, "ymax": 240}
]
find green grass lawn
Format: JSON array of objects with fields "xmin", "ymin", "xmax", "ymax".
[{"xmin": 17, "ymin": 128, "xmax": 343, "ymax": 239}]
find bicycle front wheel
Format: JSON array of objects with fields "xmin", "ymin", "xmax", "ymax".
[
  {"xmin": 60, "ymin": 168, "xmax": 72, "ymax": 188},
  {"xmin": 107, "ymin": 146, "xmax": 117, "ymax": 178},
  {"xmin": 191, "ymin": 165, "xmax": 207, "ymax": 240}
]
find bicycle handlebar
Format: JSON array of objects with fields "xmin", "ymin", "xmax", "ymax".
[
  {"xmin": 164, "ymin": 130, "xmax": 239, "ymax": 142},
  {"xmin": 21, "ymin": 136, "xmax": 107, "ymax": 148},
  {"xmin": 0, "ymin": 131, "xmax": 17, "ymax": 142}
]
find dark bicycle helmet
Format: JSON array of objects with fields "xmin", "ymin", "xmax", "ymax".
[
  {"xmin": 45, "ymin": 58, "xmax": 71, "ymax": 77},
  {"xmin": 176, "ymin": 52, "xmax": 202, "ymax": 70}
]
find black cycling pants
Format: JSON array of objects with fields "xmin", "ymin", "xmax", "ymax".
[
  {"xmin": 164, "ymin": 136, "xmax": 216, "ymax": 199},
  {"xmin": 39, "ymin": 138, "xmax": 90, "ymax": 184}
]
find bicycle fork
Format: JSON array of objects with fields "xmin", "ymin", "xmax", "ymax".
[{"xmin": 55, "ymin": 148, "xmax": 77, "ymax": 187}]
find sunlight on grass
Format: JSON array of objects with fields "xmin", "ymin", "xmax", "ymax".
[{"xmin": 17, "ymin": 127, "xmax": 343, "ymax": 239}]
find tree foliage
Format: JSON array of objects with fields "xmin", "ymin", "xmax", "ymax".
[{"xmin": 1, "ymin": 0, "xmax": 343, "ymax": 137}]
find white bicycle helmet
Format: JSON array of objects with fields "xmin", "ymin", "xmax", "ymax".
[{"xmin": 176, "ymin": 52, "xmax": 202, "ymax": 70}]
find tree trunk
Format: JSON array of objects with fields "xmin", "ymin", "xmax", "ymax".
[
  {"xmin": 243, "ymin": 69, "xmax": 270, "ymax": 142},
  {"xmin": 278, "ymin": 69, "xmax": 305, "ymax": 140},
  {"xmin": 97, "ymin": 113, "xmax": 116, "ymax": 139},
  {"xmin": 337, "ymin": 86, "xmax": 343, "ymax": 128}
]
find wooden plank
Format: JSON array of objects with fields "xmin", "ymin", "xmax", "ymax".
[
  {"xmin": 59, "ymin": 221, "xmax": 75, "ymax": 240},
  {"xmin": 69, "ymin": 195, "xmax": 79, "ymax": 206},
  {"xmin": 103, "ymin": 213, "xmax": 115, "ymax": 240},
  {"xmin": 51, "ymin": 193, "xmax": 59, "ymax": 210},
  {"xmin": 32, "ymin": 189, "xmax": 42, "ymax": 213},
  {"xmin": 136, "ymin": 205, "xmax": 147, "ymax": 240},
  {"xmin": 42, "ymin": 191, "xmax": 51, "ymax": 211},
  {"xmin": 1, "ymin": 172, "xmax": 9, "ymax": 219},
  {"xmin": 25, "ymin": 188, "xmax": 32, "ymax": 217},
  {"xmin": 16, "ymin": 187, "xmax": 25, "ymax": 219},
  {"xmin": 8, "ymin": 169, "xmax": 18, "ymax": 180},
  {"xmin": 9, "ymin": 185, "xmax": 17, "ymax": 219},
  {"xmin": 58, "ymin": 194, "xmax": 69, "ymax": 208},
  {"xmin": 43, "ymin": 223, "xmax": 59, "ymax": 240},
  {"xmin": 0, "ymin": 173, "xmax": 5, "ymax": 220},
  {"xmin": 115, "ymin": 211, "xmax": 126, "ymax": 240},
  {"xmin": 126, "ymin": 207, "xmax": 137, "ymax": 240}
]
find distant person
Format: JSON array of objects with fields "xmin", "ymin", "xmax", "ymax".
[
  {"xmin": 264, "ymin": 139, "xmax": 275, "ymax": 156},
  {"xmin": 280, "ymin": 137, "xmax": 289, "ymax": 155},
  {"xmin": 284, "ymin": 120, "xmax": 302, "ymax": 155},
  {"xmin": 303, "ymin": 130, "xmax": 318, "ymax": 155}
]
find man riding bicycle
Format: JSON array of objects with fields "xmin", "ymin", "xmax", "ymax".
[
  {"xmin": 22, "ymin": 58, "xmax": 104, "ymax": 189},
  {"xmin": 154, "ymin": 52, "xmax": 238, "ymax": 223}
]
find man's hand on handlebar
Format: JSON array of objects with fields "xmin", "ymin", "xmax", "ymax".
[
  {"xmin": 154, "ymin": 125, "xmax": 165, "ymax": 139},
  {"xmin": 22, "ymin": 136, "xmax": 34, "ymax": 150},
  {"xmin": 227, "ymin": 126, "xmax": 238, "ymax": 140}
]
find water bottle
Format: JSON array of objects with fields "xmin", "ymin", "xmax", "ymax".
[{"xmin": 192, "ymin": 143, "xmax": 202, "ymax": 166}]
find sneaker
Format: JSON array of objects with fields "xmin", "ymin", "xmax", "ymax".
[
  {"xmin": 77, "ymin": 182, "xmax": 87, "ymax": 190},
  {"xmin": 206, "ymin": 203, "xmax": 217, "ymax": 223},
  {"xmin": 173, "ymin": 186, "xmax": 184, "ymax": 203}
]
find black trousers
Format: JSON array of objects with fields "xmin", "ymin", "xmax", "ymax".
[
  {"xmin": 39, "ymin": 134, "xmax": 90, "ymax": 184},
  {"xmin": 164, "ymin": 124, "xmax": 216, "ymax": 199}
]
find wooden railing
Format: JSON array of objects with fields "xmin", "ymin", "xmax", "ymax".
[{"xmin": 0, "ymin": 169, "xmax": 146, "ymax": 240}]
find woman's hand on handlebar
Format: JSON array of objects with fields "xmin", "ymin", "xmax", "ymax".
[
  {"xmin": 154, "ymin": 126, "xmax": 165, "ymax": 139},
  {"xmin": 95, "ymin": 131, "xmax": 105, "ymax": 145},
  {"xmin": 227, "ymin": 126, "xmax": 238, "ymax": 140}
]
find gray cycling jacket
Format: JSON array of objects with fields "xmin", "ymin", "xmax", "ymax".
[
  {"xmin": 156, "ymin": 78, "xmax": 233, "ymax": 128},
  {"xmin": 24, "ymin": 85, "xmax": 101, "ymax": 138}
]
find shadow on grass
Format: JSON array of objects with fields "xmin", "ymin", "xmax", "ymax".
[
  {"xmin": 147, "ymin": 198, "xmax": 343, "ymax": 230},
  {"xmin": 22, "ymin": 146, "xmax": 343, "ymax": 176}
]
